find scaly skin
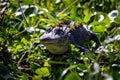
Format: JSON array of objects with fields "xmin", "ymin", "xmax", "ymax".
[{"xmin": 39, "ymin": 21, "xmax": 101, "ymax": 54}]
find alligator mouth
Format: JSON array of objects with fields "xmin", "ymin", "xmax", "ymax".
[
  {"xmin": 40, "ymin": 35, "xmax": 68, "ymax": 44},
  {"xmin": 41, "ymin": 41, "xmax": 56, "ymax": 44},
  {"xmin": 40, "ymin": 38, "xmax": 63, "ymax": 44}
]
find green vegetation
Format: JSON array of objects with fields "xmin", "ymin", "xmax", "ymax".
[{"xmin": 0, "ymin": 0, "xmax": 120, "ymax": 80}]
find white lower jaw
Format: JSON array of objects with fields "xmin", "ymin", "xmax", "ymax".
[
  {"xmin": 46, "ymin": 45, "xmax": 69, "ymax": 54},
  {"xmin": 41, "ymin": 42, "xmax": 69, "ymax": 54}
]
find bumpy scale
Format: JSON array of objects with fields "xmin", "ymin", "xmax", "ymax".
[{"xmin": 30, "ymin": 21, "xmax": 101, "ymax": 54}]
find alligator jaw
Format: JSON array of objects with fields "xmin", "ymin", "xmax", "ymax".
[
  {"xmin": 40, "ymin": 35, "xmax": 69, "ymax": 54},
  {"xmin": 40, "ymin": 34, "xmax": 68, "ymax": 44},
  {"xmin": 42, "ymin": 43, "xmax": 69, "ymax": 54}
]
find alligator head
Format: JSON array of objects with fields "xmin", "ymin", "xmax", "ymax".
[{"xmin": 40, "ymin": 26, "xmax": 70, "ymax": 54}]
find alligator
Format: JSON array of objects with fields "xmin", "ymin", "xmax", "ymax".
[{"xmin": 30, "ymin": 21, "xmax": 101, "ymax": 54}]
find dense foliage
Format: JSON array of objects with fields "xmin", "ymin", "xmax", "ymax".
[{"xmin": 0, "ymin": 0, "xmax": 120, "ymax": 80}]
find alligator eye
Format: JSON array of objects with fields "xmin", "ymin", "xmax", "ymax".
[
  {"xmin": 55, "ymin": 28, "xmax": 64, "ymax": 35},
  {"xmin": 46, "ymin": 28, "xmax": 52, "ymax": 33}
]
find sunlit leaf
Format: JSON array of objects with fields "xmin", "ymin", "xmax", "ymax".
[
  {"xmin": 32, "ymin": 75, "xmax": 43, "ymax": 80},
  {"xmin": 68, "ymin": 65, "xmax": 77, "ymax": 70},
  {"xmin": 64, "ymin": 72, "xmax": 82, "ymax": 80},
  {"xmin": 46, "ymin": 0, "xmax": 51, "ymax": 10},
  {"xmin": 84, "ymin": 12, "xmax": 91, "ymax": 23},
  {"xmin": 35, "ymin": 67, "xmax": 50, "ymax": 77},
  {"xmin": 90, "ymin": 12, "xmax": 110, "ymax": 32},
  {"xmin": 43, "ymin": 61, "xmax": 51, "ymax": 67},
  {"xmin": 57, "ymin": 13, "xmax": 69, "ymax": 19},
  {"xmin": 70, "ymin": 6, "xmax": 82, "ymax": 22},
  {"xmin": 83, "ymin": 2, "xmax": 89, "ymax": 15},
  {"xmin": 70, "ymin": 6, "xmax": 77, "ymax": 18},
  {"xmin": 92, "ymin": 25, "xmax": 106, "ymax": 32}
]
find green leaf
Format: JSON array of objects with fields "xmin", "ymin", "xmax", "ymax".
[
  {"xmin": 93, "ymin": 25, "xmax": 106, "ymax": 32},
  {"xmin": 32, "ymin": 75, "xmax": 43, "ymax": 80},
  {"xmin": 57, "ymin": 13, "xmax": 69, "ymax": 19},
  {"xmin": 43, "ymin": 61, "xmax": 51, "ymax": 67},
  {"xmin": 21, "ymin": 74, "xmax": 29, "ymax": 80},
  {"xmin": 83, "ymin": 2, "xmax": 89, "ymax": 15},
  {"xmin": 84, "ymin": 12, "xmax": 91, "ymax": 23},
  {"xmin": 65, "ymin": 72, "xmax": 82, "ymax": 80},
  {"xmin": 70, "ymin": 6, "xmax": 77, "ymax": 19},
  {"xmin": 17, "ymin": 52, "xmax": 26, "ymax": 66},
  {"xmin": 21, "ymin": 38, "xmax": 27, "ymax": 43},
  {"xmin": 115, "ymin": 9, "xmax": 120, "ymax": 25},
  {"xmin": 70, "ymin": 6, "xmax": 82, "ymax": 22},
  {"xmin": 35, "ymin": 67, "xmax": 50, "ymax": 77},
  {"xmin": 90, "ymin": 12, "xmax": 110, "ymax": 32},
  {"xmin": 22, "ymin": 0, "xmax": 33, "ymax": 5},
  {"xmin": 68, "ymin": 65, "xmax": 77, "ymax": 70},
  {"xmin": 84, "ymin": 8, "xmax": 89, "ymax": 16}
]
